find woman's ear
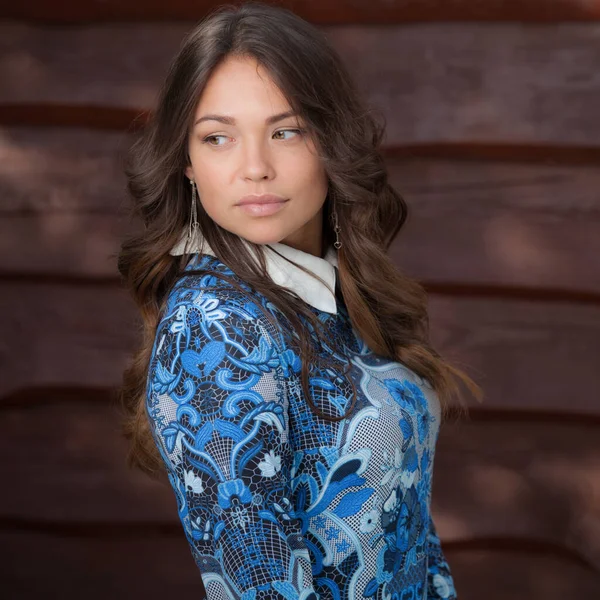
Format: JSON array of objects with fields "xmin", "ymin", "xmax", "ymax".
[{"xmin": 185, "ymin": 165, "xmax": 194, "ymax": 181}]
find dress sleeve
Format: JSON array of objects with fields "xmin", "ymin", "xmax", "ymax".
[
  {"xmin": 426, "ymin": 516, "xmax": 457, "ymax": 599},
  {"xmin": 145, "ymin": 287, "xmax": 319, "ymax": 600}
]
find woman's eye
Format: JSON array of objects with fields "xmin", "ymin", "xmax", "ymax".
[
  {"xmin": 202, "ymin": 135, "xmax": 228, "ymax": 146},
  {"xmin": 274, "ymin": 129, "xmax": 303, "ymax": 140}
]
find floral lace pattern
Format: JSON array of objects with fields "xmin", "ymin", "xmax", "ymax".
[{"xmin": 146, "ymin": 255, "xmax": 457, "ymax": 599}]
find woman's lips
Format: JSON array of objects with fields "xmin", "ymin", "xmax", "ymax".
[{"xmin": 236, "ymin": 200, "xmax": 288, "ymax": 216}]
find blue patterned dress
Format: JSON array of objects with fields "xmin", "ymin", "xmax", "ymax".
[{"xmin": 146, "ymin": 250, "xmax": 457, "ymax": 600}]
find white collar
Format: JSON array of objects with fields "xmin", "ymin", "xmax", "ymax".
[{"xmin": 170, "ymin": 231, "xmax": 339, "ymax": 314}]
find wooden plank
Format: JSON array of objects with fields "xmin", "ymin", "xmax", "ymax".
[
  {"xmin": 450, "ymin": 551, "xmax": 600, "ymax": 599},
  {"xmin": 2, "ymin": 127, "xmax": 600, "ymax": 293},
  {"xmin": 0, "ymin": 284, "xmax": 138, "ymax": 398},
  {"xmin": 0, "ymin": 103, "xmax": 144, "ymax": 130},
  {"xmin": 1, "ymin": 283, "xmax": 599, "ymax": 414},
  {"xmin": 388, "ymin": 158, "xmax": 600, "ymax": 294},
  {"xmin": 0, "ymin": 531, "xmax": 205, "ymax": 598},
  {"xmin": 427, "ymin": 294, "xmax": 600, "ymax": 414},
  {"xmin": 4, "ymin": 0, "xmax": 600, "ymax": 24},
  {"xmin": 0, "ymin": 128, "xmax": 128, "ymax": 213},
  {"xmin": 0, "ymin": 214, "xmax": 129, "ymax": 277},
  {"xmin": 434, "ymin": 419, "xmax": 600, "ymax": 570},
  {"xmin": 0, "ymin": 400, "xmax": 176, "ymax": 523},
  {"xmin": 3, "ymin": 23, "xmax": 600, "ymax": 145}
]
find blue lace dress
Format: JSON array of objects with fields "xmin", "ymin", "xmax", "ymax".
[{"xmin": 146, "ymin": 253, "xmax": 457, "ymax": 599}]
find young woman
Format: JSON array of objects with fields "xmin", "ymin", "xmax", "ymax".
[{"xmin": 118, "ymin": 2, "xmax": 481, "ymax": 598}]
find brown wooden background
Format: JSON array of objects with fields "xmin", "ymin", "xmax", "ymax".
[{"xmin": 1, "ymin": 1, "xmax": 599, "ymax": 598}]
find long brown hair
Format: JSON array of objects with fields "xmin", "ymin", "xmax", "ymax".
[{"xmin": 117, "ymin": 1, "xmax": 483, "ymax": 477}]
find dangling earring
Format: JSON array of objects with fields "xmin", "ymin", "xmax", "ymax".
[
  {"xmin": 332, "ymin": 204, "xmax": 342, "ymax": 249},
  {"xmin": 187, "ymin": 178, "xmax": 200, "ymax": 247}
]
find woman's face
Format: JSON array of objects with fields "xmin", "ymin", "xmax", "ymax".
[{"xmin": 185, "ymin": 55, "xmax": 329, "ymax": 256}]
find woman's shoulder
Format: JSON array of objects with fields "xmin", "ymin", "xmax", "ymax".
[
  {"xmin": 168, "ymin": 253, "xmax": 259, "ymax": 310},
  {"xmin": 151, "ymin": 260, "xmax": 300, "ymax": 387},
  {"xmin": 160, "ymin": 254, "xmax": 285, "ymax": 348}
]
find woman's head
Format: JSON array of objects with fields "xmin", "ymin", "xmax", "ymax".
[
  {"xmin": 119, "ymin": 1, "xmax": 481, "ymax": 476},
  {"xmin": 129, "ymin": 0, "xmax": 382, "ymax": 258},
  {"xmin": 185, "ymin": 54, "xmax": 328, "ymax": 253}
]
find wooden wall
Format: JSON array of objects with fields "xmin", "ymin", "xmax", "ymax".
[{"xmin": 1, "ymin": 1, "xmax": 599, "ymax": 598}]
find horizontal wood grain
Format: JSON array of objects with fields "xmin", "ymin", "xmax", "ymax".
[
  {"xmin": 3, "ymin": 23, "xmax": 600, "ymax": 145},
  {"xmin": 2, "ymin": 126, "xmax": 600, "ymax": 292},
  {"xmin": 450, "ymin": 550, "xmax": 600, "ymax": 599},
  {"xmin": 0, "ymin": 214, "xmax": 128, "ymax": 277},
  {"xmin": 425, "ymin": 283, "xmax": 600, "ymax": 306},
  {"xmin": 0, "ymin": 283, "xmax": 138, "ymax": 398},
  {"xmin": 428, "ymin": 294, "xmax": 600, "ymax": 414},
  {"xmin": 0, "ymin": 128, "xmax": 129, "ymax": 213},
  {"xmin": 0, "ymin": 531, "xmax": 205, "ymax": 598},
  {"xmin": 1, "ymin": 283, "xmax": 599, "ymax": 413},
  {"xmin": 434, "ymin": 419, "xmax": 600, "ymax": 569},
  {"xmin": 384, "ymin": 144, "xmax": 600, "ymax": 164},
  {"xmin": 388, "ymin": 158, "xmax": 600, "ymax": 293},
  {"xmin": 0, "ymin": 401, "xmax": 175, "ymax": 524},
  {"xmin": 0, "ymin": 386, "xmax": 116, "ymax": 409},
  {"xmin": 4, "ymin": 0, "xmax": 600, "ymax": 24},
  {"xmin": 0, "ymin": 103, "xmax": 147, "ymax": 130}
]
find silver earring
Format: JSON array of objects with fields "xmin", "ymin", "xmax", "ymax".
[
  {"xmin": 188, "ymin": 179, "xmax": 200, "ymax": 245},
  {"xmin": 332, "ymin": 205, "xmax": 342, "ymax": 249}
]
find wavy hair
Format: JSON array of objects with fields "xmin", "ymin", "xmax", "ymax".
[{"xmin": 117, "ymin": 1, "xmax": 483, "ymax": 477}]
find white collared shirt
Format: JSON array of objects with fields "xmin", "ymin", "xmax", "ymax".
[{"xmin": 170, "ymin": 231, "xmax": 339, "ymax": 314}]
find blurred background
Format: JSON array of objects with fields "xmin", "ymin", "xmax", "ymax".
[{"xmin": 1, "ymin": 1, "xmax": 599, "ymax": 598}]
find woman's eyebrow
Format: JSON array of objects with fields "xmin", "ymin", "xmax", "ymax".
[{"xmin": 194, "ymin": 110, "xmax": 298, "ymax": 126}]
